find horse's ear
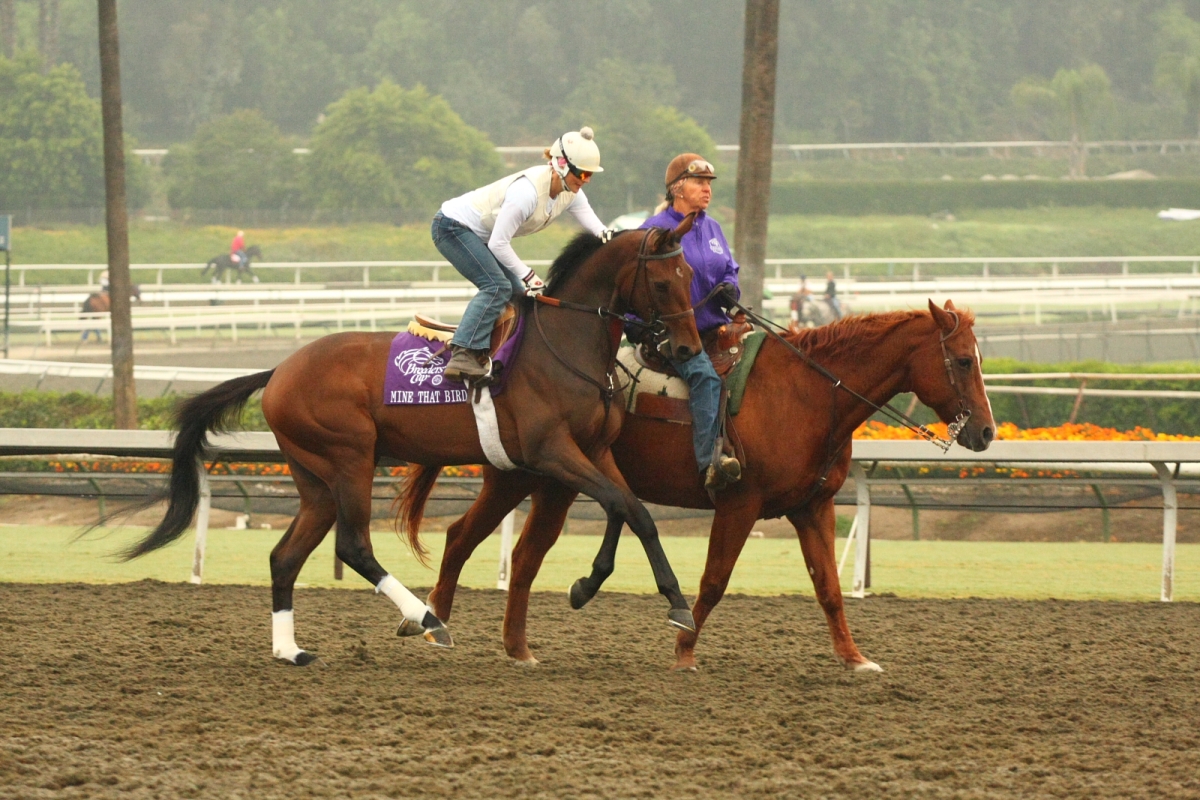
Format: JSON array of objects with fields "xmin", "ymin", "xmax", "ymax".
[
  {"xmin": 671, "ymin": 212, "xmax": 697, "ymax": 241},
  {"xmin": 943, "ymin": 299, "xmax": 958, "ymax": 312},
  {"xmin": 928, "ymin": 298, "xmax": 956, "ymax": 332}
]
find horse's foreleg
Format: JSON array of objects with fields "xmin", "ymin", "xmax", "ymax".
[
  {"xmin": 789, "ymin": 499, "xmax": 881, "ymax": 672},
  {"xmin": 269, "ymin": 459, "xmax": 337, "ymax": 666},
  {"xmin": 673, "ymin": 500, "xmax": 760, "ymax": 671},
  {"xmin": 504, "ymin": 480, "xmax": 578, "ymax": 663},
  {"xmin": 536, "ymin": 443, "xmax": 693, "ymax": 632},
  {"xmin": 429, "ymin": 467, "xmax": 539, "ymax": 622},
  {"xmin": 328, "ymin": 456, "xmax": 452, "ymax": 648}
]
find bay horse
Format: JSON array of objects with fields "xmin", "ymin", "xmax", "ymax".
[
  {"xmin": 202, "ymin": 244, "xmax": 262, "ymax": 283},
  {"xmin": 125, "ymin": 221, "xmax": 704, "ymax": 665},
  {"xmin": 402, "ymin": 300, "xmax": 995, "ymax": 671},
  {"xmin": 80, "ymin": 285, "xmax": 142, "ymax": 342}
]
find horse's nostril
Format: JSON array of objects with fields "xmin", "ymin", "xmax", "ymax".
[{"xmin": 982, "ymin": 426, "xmax": 994, "ymax": 443}]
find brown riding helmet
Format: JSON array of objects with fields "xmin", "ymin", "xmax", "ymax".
[{"xmin": 665, "ymin": 153, "xmax": 716, "ymax": 188}]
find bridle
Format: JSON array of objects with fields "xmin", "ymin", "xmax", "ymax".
[
  {"xmin": 530, "ymin": 228, "xmax": 686, "ymax": 410},
  {"xmin": 935, "ymin": 311, "xmax": 973, "ymax": 446}
]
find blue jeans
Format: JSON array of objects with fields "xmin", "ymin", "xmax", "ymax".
[
  {"xmin": 672, "ymin": 349, "xmax": 722, "ymax": 473},
  {"xmin": 431, "ymin": 212, "xmax": 524, "ymax": 350}
]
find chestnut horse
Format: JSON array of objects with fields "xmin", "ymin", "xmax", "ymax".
[
  {"xmin": 125, "ymin": 223, "xmax": 703, "ymax": 664},
  {"xmin": 402, "ymin": 300, "xmax": 995, "ymax": 671}
]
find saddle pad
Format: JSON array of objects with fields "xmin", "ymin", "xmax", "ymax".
[
  {"xmin": 383, "ymin": 314, "xmax": 526, "ymax": 405},
  {"xmin": 616, "ymin": 331, "xmax": 768, "ymax": 422}
]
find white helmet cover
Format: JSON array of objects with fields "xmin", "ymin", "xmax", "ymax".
[{"xmin": 550, "ymin": 127, "xmax": 603, "ymax": 181}]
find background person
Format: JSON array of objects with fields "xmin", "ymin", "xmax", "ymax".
[
  {"xmin": 824, "ymin": 269, "xmax": 843, "ymax": 319},
  {"xmin": 231, "ymin": 230, "xmax": 247, "ymax": 268},
  {"xmin": 434, "ymin": 127, "xmax": 607, "ymax": 383},
  {"xmin": 790, "ymin": 274, "xmax": 811, "ymax": 325},
  {"xmin": 640, "ymin": 153, "xmax": 741, "ymax": 490}
]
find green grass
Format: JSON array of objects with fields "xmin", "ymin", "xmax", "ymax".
[
  {"xmin": 2, "ymin": 526, "xmax": 1196, "ymax": 602},
  {"xmin": 11, "ymin": 207, "xmax": 1200, "ymax": 281}
]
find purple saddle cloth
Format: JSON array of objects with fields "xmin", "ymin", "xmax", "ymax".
[{"xmin": 383, "ymin": 315, "xmax": 525, "ymax": 405}]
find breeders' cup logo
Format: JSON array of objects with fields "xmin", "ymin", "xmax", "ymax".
[
  {"xmin": 395, "ymin": 347, "xmax": 446, "ymax": 386},
  {"xmin": 708, "ymin": 237, "xmax": 724, "ymax": 255}
]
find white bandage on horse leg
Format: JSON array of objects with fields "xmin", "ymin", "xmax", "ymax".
[
  {"xmin": 376, "ymin": 574, "xmax": 430, "ymax": 622},
  {"xmin": 271, "ymin": 609, "xmax": 303, "ymax": 662}
]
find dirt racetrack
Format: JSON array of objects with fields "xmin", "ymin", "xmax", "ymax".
[{"xmin": 1, "ymin": 583, "xmax": 1198, "ymax": 799}]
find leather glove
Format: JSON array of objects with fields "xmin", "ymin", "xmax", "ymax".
[
  {"xmin": 715, "ymin": 282, "xmax": 738, "ymax": 308},
  {"xmin": 522, "ymin": 269, "xmax": 546, "ymax": 296}
]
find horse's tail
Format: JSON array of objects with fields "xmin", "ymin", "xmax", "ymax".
[
  {"xmin": 201, "ymin": 258, "xmax": 216, "ymax": 275},
  {"xmin": 394, "ymin": 464, "xmax": 440, "ymax": 567},
  {"xmin": 122, "ymin": 369, "xmax": 275, "ymax": 560}
]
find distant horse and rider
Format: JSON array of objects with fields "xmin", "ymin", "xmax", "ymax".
[
  {"xmin": 79, "ymin": 272, "xmax": 142, "ymax": 342},
  {"xmin": 202, "ymin": 243, "xmax": 262, "ymax": 283}
]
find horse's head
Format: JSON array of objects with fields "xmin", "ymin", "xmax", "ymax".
[
  {"xmin": 246, "ymin": 245, "xmax": 262, "ymax": 259},
  {"xmin": 618, "ymin": 215, "xmax": 702, "ymax": 362},
  {"xmin": 909, "ymin": 299, "xmax": 995, "ymax": 452}
]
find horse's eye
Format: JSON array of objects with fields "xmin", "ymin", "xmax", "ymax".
[
  {"xmin": 653, "ymin": 281, "xmax": 670, "ymax": 293},
  {"xmin": 957, "ymin": 357, "xmax": 973, "ymax": 369}
]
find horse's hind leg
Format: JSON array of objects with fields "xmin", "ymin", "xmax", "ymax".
[
  {"xmin": 789, "ymin": 498, "xmax": 881, "ymax": 672},
  {"xmin": 503, "ymin": 480, "xmax": 578, "ymax": 663},
  {"xmin": 270, "ymin": 459, "xmax": 337, "ymax": 665},
  {"xmin": 328, "ymin": 459, "xmax": 452, "ymax": 647},
  {"xmin": 429, "ymin": 467, "xmax": 539, "ymax": 622}
]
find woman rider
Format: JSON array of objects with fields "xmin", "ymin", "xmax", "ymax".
[
  {"xmin": 433, "ymin": 127, "xmax": 607, "ymax": 383},
  {"xmin": 640, "ymin": 153, "xmax": 741, "ymax": 490}
]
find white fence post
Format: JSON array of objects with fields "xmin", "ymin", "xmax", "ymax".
[
  {"xmin": 1153, "ymin": 462, "xmax": 1177, "ymax": 602},
  {"xmin": 850, "ymin": 461, "xmax": 872, "ymax": 598},
  {"xmin": 190, "ymin": 463, "xmax": 211, "ymax": 585},
  {"xmin": 496, "ymin": 511, "xmax": 516, "ymax": 590}
]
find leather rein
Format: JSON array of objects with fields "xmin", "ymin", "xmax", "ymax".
[
  {"xmin": 530, "ymin": 228, "xmax": 685, "ymax": 409},
  {"xmin": 724, "ymin": 290, "xmax": 972, "ymax": 453}
]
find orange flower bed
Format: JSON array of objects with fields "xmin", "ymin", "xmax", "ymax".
[
  {"xmin": 42, "ymin": 460, "xmax": 484, "ymax": 478},
  {"xmin": 853, "ymin": 420, "xmax": 1200, "ymax": 442}
]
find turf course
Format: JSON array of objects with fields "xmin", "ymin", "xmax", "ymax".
[
  {"xmin": 2, "ymin": 526, "xmax": 1195, "ymax": 602},
  {"xmin": 12, "ymin": 207, "xmax": 1200, "ymax": 274}
]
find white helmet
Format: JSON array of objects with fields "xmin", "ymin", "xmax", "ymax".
[{"xmin": 549, "ymin": 126, "xmax": 603, "ymax": 181}]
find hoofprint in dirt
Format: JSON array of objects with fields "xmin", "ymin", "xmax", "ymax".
[{"xmin": 1, "ymin": 584, "xmax": 1197, "ymax": 799}]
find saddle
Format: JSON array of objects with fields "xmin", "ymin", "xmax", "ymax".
[
  {"xmin": 631, "ymin": 312, "xmax": 755, "ymax": 381},
  {"xmin": 407, "ymin": 302, "xmax": 520, "ymax": 356}
]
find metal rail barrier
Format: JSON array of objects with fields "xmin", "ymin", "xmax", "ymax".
[{"xmin": 0, "ymin": 429, "xmax": 1194, "ymax": 600}]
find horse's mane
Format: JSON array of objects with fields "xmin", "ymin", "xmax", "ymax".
[
  {"xmin": 544, "ymin": 229, "xmax": 641, "ymax": 296},
  {"xmin": 785, "ymin": 308, "xmax": 975, "ymax": 359}
]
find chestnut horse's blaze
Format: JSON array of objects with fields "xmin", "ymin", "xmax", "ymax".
[
  {"xmin": 405, "ymin": 299, "xmax": 996, "ymax": 669},
  {"xmin": 123, "ymin": 222, "xmax": 703, "ymax": 665}
]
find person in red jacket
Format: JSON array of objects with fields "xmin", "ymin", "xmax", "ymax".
[{"xmin": 230, "ymin": 230, "xmax": 246, "ymax": 269}]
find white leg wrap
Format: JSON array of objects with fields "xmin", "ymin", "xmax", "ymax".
[
  {"xmin": 272, "ymin": 610, "xmax": 304, "ymax": 662},
  {"xmin": 376, "ymin": 574, "xmax": 430, "ymax": 622}
]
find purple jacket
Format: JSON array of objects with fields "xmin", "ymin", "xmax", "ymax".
[{"xmin": 641, "ymin": 206, "xmax": 740, "ymax": 334}]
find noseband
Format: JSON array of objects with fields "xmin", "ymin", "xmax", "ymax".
[{"xmin": 937, "ymin": 311, "xmax": 973, "ymax": 445}]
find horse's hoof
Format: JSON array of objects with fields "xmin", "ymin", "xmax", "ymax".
[
  {"xmin": 671, "ymin": 662, "xmax": 699, "ymax": 673},
  {"xmin": 277, "ymin": 650, "xmax": 317, "ymax": 667},
  {"xmin": 852, "ymin": 660, "xmax": 883, "ymax": 673},
  {"xmin": 667, "ymin": 608, "xmax": 697, "ymax": 633},
  {"xmin": 396, "ymin": 618, "xmax": 424, "ymax": 637},
  {"xmin": 423, "ymin": 626, "xmax": 454, "ymax": 648},
  {"xmin": 568, "ymin": 579, "xmax": 593, "ymax": 610},
  {"xmin": 509, "ymin": 655, "xmax": 539, "ymax": 667}
]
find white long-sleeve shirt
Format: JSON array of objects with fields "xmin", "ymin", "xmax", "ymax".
[{"xmin": 441, "ymin": 176, "xmax": 606, "ymax": 279}]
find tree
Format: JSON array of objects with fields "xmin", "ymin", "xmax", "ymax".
[
  {"xmin": 304, "ymin": 81, "xmax": 502, "ymax": 218},
  {"xmin": 1155, "ymin": 3, "xmax": 1200, "ymax": 137},
  {"xmin": 38, "ymin": 0, "xmax": 58, "ymax": 72},
  {"xmin": 165, "ymin": 109, "xmax": 300, "ymax": 209},
  {"xmin": 1, "ymin": 0, "xmax": 15, "ymax": 60},
  {"xmin": 562, "ymin": 58, "xmax": 716, "ymax": 221},
  {"xmin": 1011, "ymin": 64, "xmax": 1113, "ymax": 178}
]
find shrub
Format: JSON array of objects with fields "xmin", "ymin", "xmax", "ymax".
[{"xmin": 304, "ymin": 81, "xmax": 503, "ymax": 219}]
